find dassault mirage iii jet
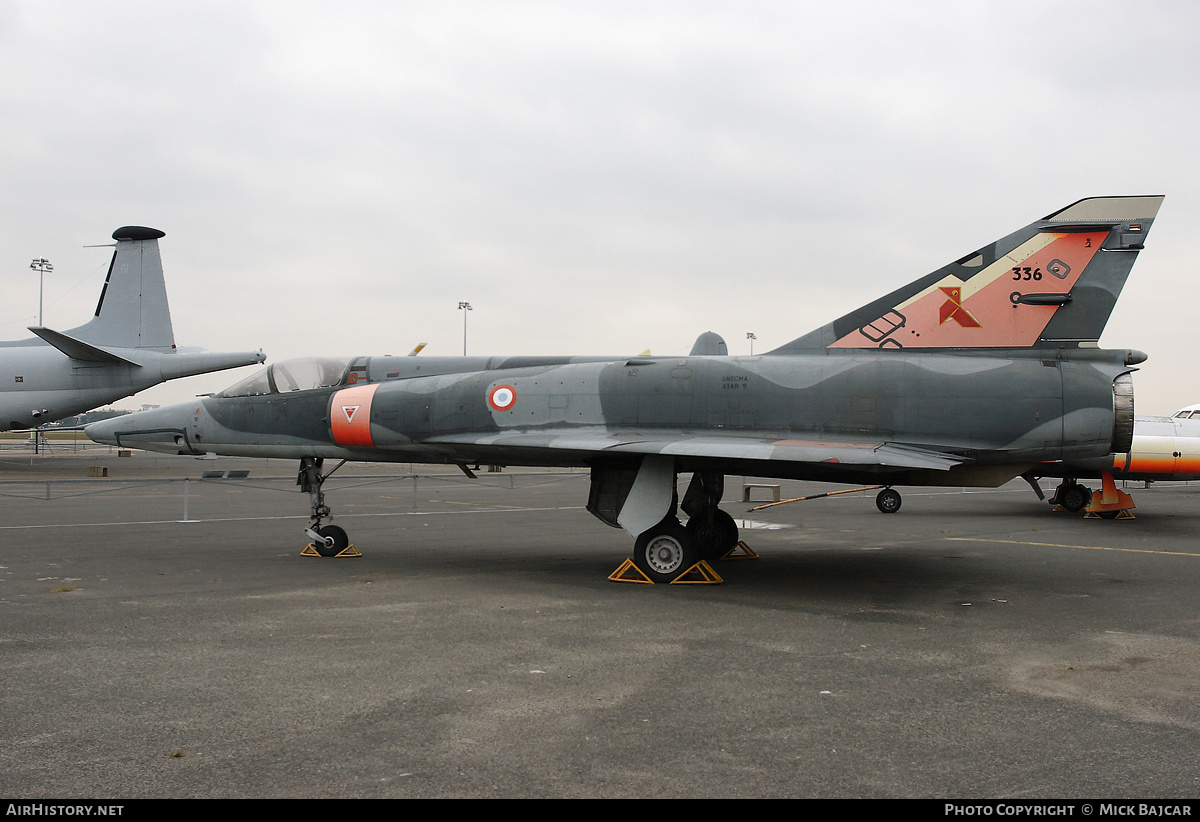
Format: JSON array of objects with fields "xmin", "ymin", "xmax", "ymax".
[
  {"xmin": 88, "ymin": 196, "xmax": 1162, "ymax": 581},
  {"xmin": 1, "ymin": 227, "xmax": 265, "ymax": 430}
]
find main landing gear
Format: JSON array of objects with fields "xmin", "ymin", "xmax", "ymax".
[
  {"xmin": 614, "ymin": 471, "xmax": 747, "ymax": 584},
  {"xmin": 620, "ymin": 515, "xmax": 740, "ymax": 584},
  {"xmin": 680, "ymin": 471, "xmax": 740, "ymax": 562},
  {"xmin": 298, "ymin": 457, "xmax": 360, "ymax": 557},
  {"xmin": 632, "ymin": 519, "xmax": 703, "ymax": 584}
]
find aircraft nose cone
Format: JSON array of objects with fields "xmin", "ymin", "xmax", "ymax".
[
  {"xmin": 85, "ymin": 402, "xmax": 202, "ymax": 454},
  {"xmin": 84, "ymin": 416, "xmax": 121, "ymax": 445}
]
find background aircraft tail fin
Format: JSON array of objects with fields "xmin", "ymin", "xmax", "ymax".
[
  {"xmin": 770, "ymin": 196, "xmax": 1164, "ymax": 353},
  {"xmin": 689, "ymin": 331, "xmax": 728, "ymax": 356},
  {"xmin": 66, "ymin": 226, "xmax": 176, "ymax": 351}
]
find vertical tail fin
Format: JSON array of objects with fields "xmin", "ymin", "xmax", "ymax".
[
  {"xmin": 689, "ymin": 331, "xmax": 728, "ymax": 356},
  {"xmin": 770, "ymin": 196, "xmax": 1164, "ymax": 353},
  {"xmin": 66, "ymin": 226, "xmax": 175, "ymax": 351}
]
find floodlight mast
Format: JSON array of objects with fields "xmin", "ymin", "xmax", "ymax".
[
  {"xmin": 30, "ymin": 257, "xmax": 53, "ymax": 327},
  {"xmin": 458, "ymin": 301, "xmax": 472, "ymax": 355}
]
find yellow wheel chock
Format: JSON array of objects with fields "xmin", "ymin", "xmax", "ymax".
[
  {"xmin": 301, "ymin": 544, "xmax": 362, "ymax": 557},
  {"xmin": 718, "ymin": 540, "xmax": 759, "ymax": 560},
  {"xmin": 609, "ymin": 559, "xmax": 654, "ymax": 583},
  {"xmin": 1083, "ymin": 509, "xmax": 1136, "ymax": 520},
  {"xmin": 670, "ymin": 561, "xmax": 723, "ymax": 584},
  {"xmin": 608, "ymin": 558, "xmax": 723, "ymax": 584}
]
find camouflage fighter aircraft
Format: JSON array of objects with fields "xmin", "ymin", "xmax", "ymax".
[
  {"xmin": 1, "ymin": 227, "xmax": 265, "ymax": 431},
  {"xmin": 88, "ymin": 196, "xmax": 1162, "ymax": 581}
]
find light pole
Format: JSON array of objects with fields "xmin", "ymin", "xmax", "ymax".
[
  {"xmin": 458, "ymin": 301, "xmax": 472, "ymax": 355},
  {"xmin": 746, "ymin": 332, "xmax": 756, "ymax": 355},
  {"xmin": 30, "ymin": 258, "xmax": 53, "ymax": 327}
]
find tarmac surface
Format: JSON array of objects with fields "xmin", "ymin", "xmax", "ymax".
[{"xmin": 1, "ymin": 448, "xmax": 1199, "ymax": 798}]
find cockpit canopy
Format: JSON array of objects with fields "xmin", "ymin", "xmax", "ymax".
[
  {"xmin": 221, "ymin": 357, "xmax": 357, "ymax": 398},
  {"xmin": 215, "ymin": 352, "xmax": 583, "ymax": 399}
]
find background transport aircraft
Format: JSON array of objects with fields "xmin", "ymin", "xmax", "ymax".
[
  {"xmin": 1035, "ymin": 409, "xmax": 1200, "ymax": 512},
  {"xmin": 89, "ymin": 196, "xmax": 1161, "ymax": 582},
  {"xmin": 0, "ymin": 227, "xmax": 264, "ymax": 431}
]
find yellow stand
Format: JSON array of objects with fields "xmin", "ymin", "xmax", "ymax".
[
  {"xmin": 608, "ymin": 559, "xmax": 723, "ymax": 584},
  {"xmin": 718, "ymin": 540, "xmax": 759, "ymax": 560},
  {"xmin": 609, "ymin": 559, "xmax": 654, "ymax": 583},
  {"xmin": 301, "ymin": 544, "xmax": 362, "ymax": 557},
  {"xmin": 670, "ymin": 561, "xmax": 723, "ymax": 584}
]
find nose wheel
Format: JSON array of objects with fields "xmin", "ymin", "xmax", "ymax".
[{"xmin": 305, "ymin": 524, "xmax": 349, "ymax": 557}]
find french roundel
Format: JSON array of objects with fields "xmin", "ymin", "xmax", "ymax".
[{"xmin": 488, "ymin": 384, "xmax": 517, "ymax": 412}]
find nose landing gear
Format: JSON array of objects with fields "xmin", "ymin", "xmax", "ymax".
[{"xmin": 298, "ymin": 457, "xmax": 361, "ymax": 557}]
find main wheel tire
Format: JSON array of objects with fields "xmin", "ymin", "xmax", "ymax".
[
  {"xmin": 686, "ymin": 509, "xmax": 739, "ymax": 560},
  {"xmin": 633, "ymin": 520, "xmax": 700, "ymax": 583},
  {"xmin": 1060, "ymin": 484, "xmax": 1091, "ymax": 513},
  {"xmin": 314, "ymin": 524, "xmax": 349, "ymax": 557},
  {"xmin": 876, "ymin": 487, "xmax": 902, "ymax": 514}
]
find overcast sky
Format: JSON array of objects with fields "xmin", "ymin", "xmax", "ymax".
[{"xmin": 1, "ymin": 0, "xmax": 1196, "ymax": 414}]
